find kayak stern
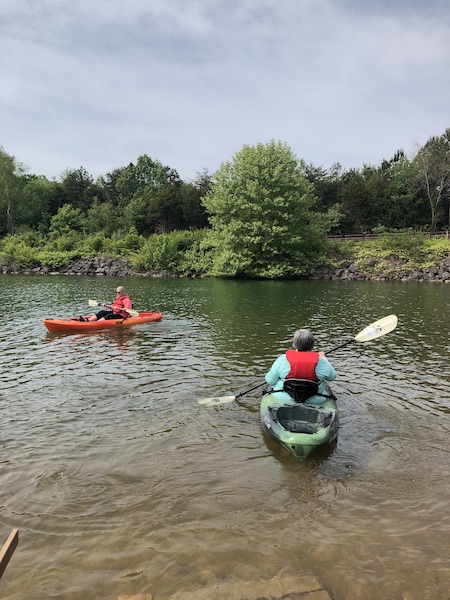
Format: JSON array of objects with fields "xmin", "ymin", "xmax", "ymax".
[{"xmin": 260, "ymin": 391, "xmax": 339, "ymax": 458}]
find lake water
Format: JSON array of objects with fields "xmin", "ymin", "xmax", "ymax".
[{"xmin": 0, "ymin": 275, "xmax": 449, "ymax": 600}]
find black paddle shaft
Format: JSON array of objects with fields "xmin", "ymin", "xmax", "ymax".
[
  {"xmin": 235, "ymin": 381, "xmax": 267, "ymax": 399},
  {"xmin": 325, "ymin": 338, "xmax": 355, "ymax": 355}
]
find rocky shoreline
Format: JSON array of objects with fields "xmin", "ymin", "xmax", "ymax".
[
  {"xmin": 2, "ymin": 255, "xmax": 450, "ymax": 283},
  {"xmin": 311, "ymin": 255, "xmax": 450, "ymax": 283}
]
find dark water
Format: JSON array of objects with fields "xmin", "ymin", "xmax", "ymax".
[{"xmin": 0, "ymin": 275, "xmax": 449, "ymax": 599}]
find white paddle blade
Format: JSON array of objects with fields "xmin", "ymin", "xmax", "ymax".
[
  {"xmin": 198, "ymin": 395, "xmax": 236, "ymax": 406},
  {"xmin": 88, "ymin": 299, "xmax": 139, "ymax": 316},
  {"xmin": 354, "ymin": 314, "xmax": 398, "ymax": 342}
]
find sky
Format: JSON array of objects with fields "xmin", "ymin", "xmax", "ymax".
[{"xmin": 1, "ymin": 0, "xmax": 450, "ymax": 183}]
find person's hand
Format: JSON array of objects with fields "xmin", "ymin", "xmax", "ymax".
[{"xmin": 318, "ymin": 351, "xmax": 326, "ymax": 358}]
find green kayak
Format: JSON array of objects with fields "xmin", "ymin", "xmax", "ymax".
[{"xmin": 260, "ymin": 384, "xmax": 339, "ymax": 458}]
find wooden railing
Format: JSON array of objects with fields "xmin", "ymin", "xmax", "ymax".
[{"xmin": 327, "ymin": 231, "xmax": 449, "ymax": 241}]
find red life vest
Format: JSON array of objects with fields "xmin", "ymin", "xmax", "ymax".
[
  {"xmin": 285, "ymin": 350, "xmax": 319, "ymax": 381},
  {"xmin": 112, "ymin": 295, "xmax": 132, "ymax": 317}
]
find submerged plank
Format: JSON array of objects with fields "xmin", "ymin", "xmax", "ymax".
[
  {"xmin": 118, "ymin": 594, "xmax": 153, "ymax": 600},
  {"xmin": 0, "ymin": 529, "xmax": 19, "ymax": 579},
  {"xmin": 166, "ymin": 574, "xmax": 331, "ymax": 600}
]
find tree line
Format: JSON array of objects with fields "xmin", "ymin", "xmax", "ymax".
[{"xmin": 0, "ymin": 130, "xmax": 449, "ymax": 278}]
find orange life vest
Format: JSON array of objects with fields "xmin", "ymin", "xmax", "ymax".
[
  {"xmin": 112, "ymin": 295, "xmax": 132, "ymax": 317},
  {"xmin": 285, "ymin": 350, "xmax": 319, "ymax": 381}
]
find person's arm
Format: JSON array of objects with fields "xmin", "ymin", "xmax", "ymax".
[
  {"xmin": 316, "ymin": 352, "xmax": 337, "ymax": 382},
  {"xmin": 265, "ymin": 355, "xmax": 288, "ymax": 385},
  {"xmin": 123, "ymin": 297, "xmax": 132, "ymax": 310}
]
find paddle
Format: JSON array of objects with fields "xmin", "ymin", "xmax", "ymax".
[
  {"xmin": 325, "ymin": 313, "xmax": 398, "ymax": 353},
  {"xmin": 197, "ymin": 381, "xmax": 267, "ymax": 406},
  {"xmin": 198, "ymin": 314, "xmax": 398, "ymax": 406},
  {"xmin": 88, "ymin": 299, "xmax": 140, "ymax": 317}
]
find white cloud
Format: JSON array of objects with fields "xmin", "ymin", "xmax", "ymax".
[{"xmin": 1, "ymin": 0, "xmax": 449, "ymax": 180}]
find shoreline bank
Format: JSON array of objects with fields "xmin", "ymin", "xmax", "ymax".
[{"xmin": 2, "ymin": 255, "xmax": 450, "ymax": 283}]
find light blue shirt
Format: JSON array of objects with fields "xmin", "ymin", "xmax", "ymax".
[{"xmin": 265, "ymin": 353, "xmax": 337, "ymax": 405}]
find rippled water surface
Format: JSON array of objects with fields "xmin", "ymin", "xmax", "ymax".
[{"xmin": 1, "ymin": 276, "xmax": 449, "ymax": 599}]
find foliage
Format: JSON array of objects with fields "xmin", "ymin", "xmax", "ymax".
[
  {"xmin": 102, "ymin": 230, "xmax": 145, "ymax": 256},
  {"xmin": 325, "ymin": 234, "xmax": 450, "ymax": 274},
  {"xmin": 0, "ymin": 147, "xmax": 28, "ymax": 235},
  {"xmin": 114, "ymin": 155, "xmax": 183, "ymax": 234},
  {"xmin": 1, "ymin": 128, "xmax": 450, "ymax": 278},
  {"xmin": 302, "ymin": 162, "xmax": 343, "ymax": 218},
  {"xmin": 412, "ymin": 129, "xmax": 450, "ymax": 229},
  {"xmin": 180, "ymin": 170, "xmax": 211, "ymax": 229},
  {"xmin": 100, "ymin": 155, "xmax": 210, "ymax": 235},
  {"xmin": 123, "ymin": 196, "xmax": 148, "ymax": 233},
  {"xmin": 45, "ymin": 231, "xmax": 83, "ymax": 252},
  {"xmin": 49, "ymin": 204, "xmax": 86, "ymax": 238},
  {"xmin": 202, "ymin": 140, "xmax": 327, "ymax": 278},
  {"xmin": 37, "ymin": 249, "xmax": 80, "ymax": 269},
  {"xmin": 60, "ymin": 167, "xmax": 101, "ymax": 213},
  {"xmin": 130, "ymin": 229, "xmax": 210, "ymax": 274},
  {"xmin": 0, "ymin": 235, "xmax": 39, "ymax": 268},
  {"xmin": 81, "ymin": 233, "xmax": 106, "ymax": 253},
  {"xmin": 85, "ymin": 199, "xmax": 121, "ymax": 236}
]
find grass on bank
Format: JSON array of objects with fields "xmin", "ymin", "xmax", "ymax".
[
  {"xmin": 326, "ymin": 231, "xmax": 450, "ymax": 277},
  {"xmin": 0, "ymin": 228, "xmax": 449, "ymax": 278}
]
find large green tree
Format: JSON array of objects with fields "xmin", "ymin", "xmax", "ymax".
[
  {"xmin": 412, "ymin": 129, "xmax": 450, "ymax": 229},
  {"xmin": 178, "ymin": 170, "xmax": 211, "ymax": 230},
  {"xmin": 202, "ymin": 140, "xmax": 328, "ymax": 279},
  {"xmin": 377, "ymin": 151, "xmax": 427, "ymax": 229},
  {"xmin": 303, "ymin": 162, "xmax": 342, "ymax": 213},
  {"xmin": 0, "ymin": 147, "xmax": 27, "ymax": 235},
  {"xmin": 60, "ymin": 167, "xmax": 101, "ymax": 213},
  {"xmin": 115, "ymin": 155, "xmax": 184, "ymax": 233},
  {"xmin": 18, "ymin": 176, "xmax": 60, "ymax": 232}
]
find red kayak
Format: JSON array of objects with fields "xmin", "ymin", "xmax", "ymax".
[{"xmin": 44, "ymin": 312, "xmax": 163, "ymax": 333}]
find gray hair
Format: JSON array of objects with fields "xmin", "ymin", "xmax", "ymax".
[{"xmin": 292, "ymin": 329, "xmax": 315, "ymax": 351}]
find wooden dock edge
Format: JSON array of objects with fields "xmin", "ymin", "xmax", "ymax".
[{"xmin": 0, "ymin": 529, "xmax": 19, "ymax": 580}]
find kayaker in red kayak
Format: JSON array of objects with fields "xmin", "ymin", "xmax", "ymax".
[{"xmin": 87, "ymin": 286, "xmax": 133, "ymax": 321}]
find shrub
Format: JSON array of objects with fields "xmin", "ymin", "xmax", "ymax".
[
  {"xmin": 37, "ymin": 249, "xmax": 80, "ymax": 269},
  {"xmin": 130, "ymin": 229, "xmax": 211, "ymax": 274},
  {"xmin": 0, "ymin": 237, "xmax": 39, "ymax": 268},
  {"xmin": 377, "ymin": 230, "xmax": 425, "ymax": 259}
]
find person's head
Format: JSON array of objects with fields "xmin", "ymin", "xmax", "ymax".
[
  {"xmin": 292, "ymin": 329, "xmax": 315, "ymax": 351},
  {"xmin": 116, "ymin": 286, "xmax": 125, "ymax": 296}
]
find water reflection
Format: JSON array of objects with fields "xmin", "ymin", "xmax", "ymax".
[
  {"xmin": 0, "ymin": 276, "xmax": 449, "ymax": 600},
  {"xmin": 44, "ymin": 327, "xmax": 140, "ymax": 349},
  {"xmin": 260, "ymin": 426, "xmax": 339, "ymax": 467}
]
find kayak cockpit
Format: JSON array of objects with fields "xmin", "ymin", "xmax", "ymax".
[{"xmin": 269, "ymin": 404, "xmax": 335, "ymax": 434}]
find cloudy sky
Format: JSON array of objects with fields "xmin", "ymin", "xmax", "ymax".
[{"xmin": 1, "ymin": 0, "xmax": 449, "ymax": 182}]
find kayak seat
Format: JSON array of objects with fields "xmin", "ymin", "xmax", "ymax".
[
  {"xmin": 271, "ymin": 404, "xmax": 326, "ymax": 434},
  {"xmin": 283, "ymin": 379, "xmax": 319, "ymax": 403}
]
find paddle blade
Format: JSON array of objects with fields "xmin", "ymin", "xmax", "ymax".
[
  {"xmin": 354, "ymin": 314, "xmax": 398, "ymax": 342},
  {"xmin": 198, "ymin": 395, "xmax": 236, "ymax": 406},
  {"xmin": 88, "ymin": 299, "xmax": 139, "ymax": 317}
]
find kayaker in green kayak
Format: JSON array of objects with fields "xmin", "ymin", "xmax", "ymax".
[{"xmin": 265, "ymin": 329, "xmax": 337, "ymax": 405}]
